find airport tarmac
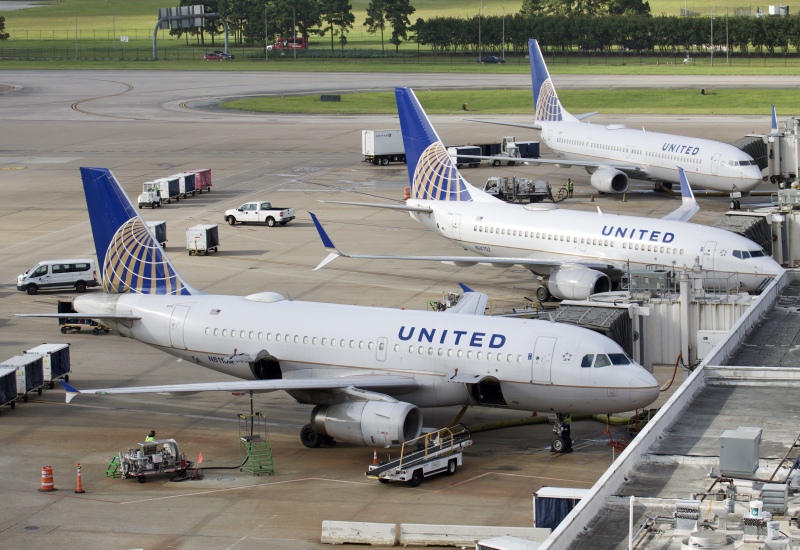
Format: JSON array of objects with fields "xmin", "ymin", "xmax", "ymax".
[{"xmin": 0, "ymin": 71, "xmax": 781, "ymax": 548}]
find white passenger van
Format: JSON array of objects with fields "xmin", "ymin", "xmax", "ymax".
[{"xmin": 17, "ymin": 259, "xmax": 99, "ymax": 295}]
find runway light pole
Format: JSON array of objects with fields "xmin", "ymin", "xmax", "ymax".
[
  {"xmin": 265, "ymin": 6, "xmax": 268, "ymax": 62},
  {"xmin": 500, "ymin": 5, "xmax": 505, "ymax": 61},
  {"xmin": 292, "ymin": 6, "xmax": 296, "ymax": 61}
]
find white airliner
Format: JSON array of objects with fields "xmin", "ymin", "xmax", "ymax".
[
  {"xmin": 14, "ymin": 167, "xmax": 659, "ymax": 450},
  {"xmin": 316, "ymin": 87, "xmax": 782, "ymax": 302},
  {"xmin": 471, "ymin": 38, "xmax": 764, "ymax": 194}
]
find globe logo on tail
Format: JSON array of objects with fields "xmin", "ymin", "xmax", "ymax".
[
  {"xmin": 535, "ymin": 79, "xmax": 562, "ymax": 122},
  {"xmin": 103, "ymin": 217, "xmax": 188, "ymax": 295},
  {"xmin": 412, "ymin": 142, "xmax": 471, "ymax": 201}
]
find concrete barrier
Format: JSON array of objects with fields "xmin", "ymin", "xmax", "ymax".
[
  {"xmin": 400, "ymin": 524, "xmax": 550, "ymax": 546},
  {"xmin": 321, "ymin": 520, "xmax": 397, "ymax": 546}
]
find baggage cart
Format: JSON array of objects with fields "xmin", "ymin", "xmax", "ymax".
[
  {"xmin": 186, "ymin": 224, "xmax": 219, "ymax": 256},
  {"xmin": 0, "ymin": 355, "xmax": 44, "ymax": 402},
  {"xmin": 173, "ymin": 172, "xmax": 196, "ymax": 198},
  {"xmin": 154, "ymin": 177, "xmax": 181, "ymax": 203},
  {"xmin": 57, "ymin": 299, "xmax": 110, "ymax": 335},
  {"xmin": 188, "ymin": 169, "xmax": 212, "ymax": 193},
  {"xmin": 25, "ymin": 343, "xmax": 71, "ymax": 389},
  {"xmin": 0, "ymin": 366, "xmax": 18, "ymax": 414},
  {"xmin": 146, "ymin": 220, "xmax": 168, "ymax": 248}
]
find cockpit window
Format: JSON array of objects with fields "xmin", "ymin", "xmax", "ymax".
[
  {"xmin": 581, "ymin": 354, "xmax": 594, "ymax": 368},
  {"xmin": 609, "ymin": 354, "xmax": 631, "ymax": 365},
  {"xmin": 749, "ymin": 249, "xmax": 765, "ymax": 257},
  {"xmin": 594, "ymin": 354, "xmax": 611, "ymax": 368}
]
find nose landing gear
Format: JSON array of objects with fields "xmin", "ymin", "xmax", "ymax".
[{"xmin": 551, "ymin": 414, "xmax": 573, "ymax": 453}]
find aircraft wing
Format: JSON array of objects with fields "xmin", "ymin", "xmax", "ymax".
[
  {"xmin": 661, "ymin": 167, "xmax": 699, "ymax": 222},
  {"xmin": 319, "ymin": 200, "xmax": 433, "ymax": 214},
  {"xmin": 444, "ymin": 284, "xmax": 488, "ymax": 315},
  {"xmin": 60, "ymin": 375, "xmax": 420, "ymax": 403},
  {"xmin": 466, "ymin": 112, "xmax": 596, "ymax": 130},
  {"xmin": 310, "ymin": 212, "xmax": 617, "ymax": 274},
  {"xmin": 13, "ymin": 313, "xmax": 142, "ymax": 320},
  {"xmin": 457, "ymin": 154, "xmax": 645, "ymax": 174}
]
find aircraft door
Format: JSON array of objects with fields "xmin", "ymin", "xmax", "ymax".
[
  {"xmin": 444, "ymin": 214, "xmax": 462, "ymax": 240},
  {"xmin": 169, "ymin": 305, "xmax": 191, "ymax": 349},
  {"xmin": 376, "ymin": 337, "xmax": 387, "ymax": 361},
  {"xmin": 702, "ymin": 241, "xmax": 716, "ymax": 270},
  {"xmin": 711, "ymin": 153, "xmax": 721, "ymax": 176},
  {"xmin": 530, "ymin": 336, "xmax": 556, "ymax": 384}
]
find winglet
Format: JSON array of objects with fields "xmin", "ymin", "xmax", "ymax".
[
  {"xmin": 458, "ymin": 282, "xmax": 474, "ymax": 293},
  {"xmin": 60, "ymin": 380, "xmax": 81, "ymax": 404},
  {"xmin": 771, "ymin": 105, "xmax": 779, "ymax": 135},
  {"xmin": 309, "ymin": 212, "xmax": 345, "ymax": 270},
  {"xmin": 662, "ymin": 167, "xmax": 700, "ymax": 222}
]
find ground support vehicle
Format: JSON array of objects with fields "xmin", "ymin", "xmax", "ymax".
[
  {"xmin": 57, "ymin": 299, "xmax": 110, "ymax": 335},
  {"xmin": 17, "ymin": 259, "xmax": 99, "ymax": 295},
  {"xmin": 482, "ymin": 176, "xmax": 566, "ymax": 203},
  {"xmin": 0, "ymin": 355, "xmax": 44, "ymax": 403},
  {"xmin": 146, "ymin": 221, "xmax": 167, "ymax": 248},
  {"xmin": 0, "ymin": 367, "xmax": 18, "ymax": 414},
  {"xmin": 366, "ymin": 425, "xmax": 472, "ymax": 487},
  {"xmin": 362, "ymin": 130, "xmax": 405, "ymax": 166},
  {"xmin": 224, "ymin": 202, "xmax": 295, "ymax": 227},
  {"xmin": 119, "ymin": 439, "xmax": 188, "ymax": 483},
  {"xmin": 137, "ymin": 181, "xmax": 163, "ymax": 209},
  {"xmin": 266, "ymin": 37, "xmax": 307, "ymax": 50},
  {"xmin": 186, "ymin": 224, "xmax": 219, "ymax": 256},
  {"xmin": 24, "ymin": 343, "xmax": 71, "ymax": 389}
]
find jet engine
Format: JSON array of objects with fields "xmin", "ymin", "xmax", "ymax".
[
  {"xmin": 310, "ymin": 401, "xmax": 423, "ymax": 447},
  {"xmin": 590, "ymin": 168, "xmax": 629, "ymax": 194},
  {"xmin": 542, "ymin": 266, "xmax": 612, "ymax": 301}
]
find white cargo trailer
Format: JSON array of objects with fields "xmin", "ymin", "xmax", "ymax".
[
  {"xmin": 0, "ymin": 366, "xmax": 18, "ymax": 414},
  {"xmin": 362, "ymin": 129, "xmax": 405, "ymax": 166},
  {"xmin": 0, "ymin": 355, "xmax": 44, "ymax": 402},
  {"xmin": 25, "ymin": 343, "xmax": 71, "ymax": 389},
  {"xmin": 186, "ymin": 224, "xmax": 220, "ymax": 256}
]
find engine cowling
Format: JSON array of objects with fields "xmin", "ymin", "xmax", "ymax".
[
  {"xmin": 311, "ymin": 401, "xmax": 423, "ymax": 447},
  {"xmin": 545, "ymin": 266, "xmax": 612, "ymax": 300},
  {"xmin": 590, "ymin": 168, "xmax": 629, "ymax": 194}
]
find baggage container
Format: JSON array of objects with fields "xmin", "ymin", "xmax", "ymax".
[
  {"xmin": 173, "ymin": 172, "xmax": 196, "ymax": 198},
  {"xmin": 146, "ymin": 220, "xmax": 168, "ymax": 247},
  {"xmin": 154, "ymin": 177, "xmax": 181, "ymax": 203},
  {"xmin": 186, "ymin": 224, "xmax": 220, "ymax": 256},
  {"xmin": 0, "ymin": 355, "xmax": 44, "ymax": 402},
  {"xmin": 447, "ymin": 146, "xmax": 481, "ymax": 168},
  {"xmin": 362, "ymin": 130, "xmax": 405, "ymax": 166},
  {"xmin": 25, "ymin": 343, "xmax": 71, "ymax": 388},
  {"xmin": 188, "ymin": 168, "xmax": 212, "ymax": 193},
  {"xmin": 56, "ymin": 299, "xmax": 110, "ymax": 335},
  {"xmin": 0, "ymin": 366, "xmax": 18, "ymax": 413}
]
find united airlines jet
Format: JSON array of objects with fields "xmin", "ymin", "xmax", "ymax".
[
  {"xmin": 14, "ymin": 167, "xmax": 659, "ymax": 450},
  {"xmin": 472, "ymin": 39, "xmax": 763, "ymax": 194},
  {"xmin": 316, "ymin": 87, "xmax": 782, "ymax": 302}
]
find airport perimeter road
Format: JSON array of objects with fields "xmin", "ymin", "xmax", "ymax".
[{"xmin": 0, "ymin": 70, "xmax": 773, "ymax": 548}]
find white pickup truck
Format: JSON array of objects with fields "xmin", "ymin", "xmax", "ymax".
[{"xmin": 224, "ymin": 201, "xmax": 295, "ymax": 227}]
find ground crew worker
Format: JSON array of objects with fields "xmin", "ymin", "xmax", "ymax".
[
  {"xmin": 145, "ymin": 430, "xmax": 156, "ymax": 442},
  {"xmin": 567, "ymin": 178, "xmax": 574, "ymax": 198}
]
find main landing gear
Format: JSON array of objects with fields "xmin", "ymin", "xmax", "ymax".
[
  {"xmin": 300, "ymin": 424, "xmax": 336, "ymax": 448},
  {"xmin": 551, "ymin": 414, "xmax": 573, "ymax": 453}
]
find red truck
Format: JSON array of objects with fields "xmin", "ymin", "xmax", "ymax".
[{"xmin": 267, "ymin": 36, "xmax": 307, "ymax": 50}]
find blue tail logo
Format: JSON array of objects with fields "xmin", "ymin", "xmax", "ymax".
[
  {"xmin": 395, "ymin": 87, "xmax": 473, "ymax": 202},
  {"xmin": 80, "ymin": 167, "xmax": 194, "ymax": 295},
  {"xmin": 528, "ymin": 39, "xmax": 576, "ymax": 123}
]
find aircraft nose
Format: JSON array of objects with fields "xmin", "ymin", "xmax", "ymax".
[{"xmin": 630, "ymin": 370, "xmax": 660, "ymax": 408}]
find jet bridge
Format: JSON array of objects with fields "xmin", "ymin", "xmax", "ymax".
[{"xmin": 735, "ymin": 116, "xmax": 800, "ymax": 186}]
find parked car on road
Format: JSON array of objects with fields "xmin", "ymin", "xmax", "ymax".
[
  {"xmin": 204, "ymin": 51, "xmax": 234, "ymax": 61},
  {"xmin": 478, "ymin": 56, "xmax": 506, "ymax": 64}
]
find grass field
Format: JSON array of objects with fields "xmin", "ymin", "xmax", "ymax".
[{"xmin": 222, "ymin": 88, "xmax": 800, "ymax": 115}]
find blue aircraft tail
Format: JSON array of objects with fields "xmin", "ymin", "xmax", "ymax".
[
  {"xmin": 395, "ymin": 87, "xmax": 478, "ymax": 202},
  {"xmin": 528, "ymin": 39, "xmax": 578, "ymax": 123},
  {"xmin": 79, "ymin": 167, "xmax": 197, "ymax": 295},
  {"xmin": 771, "ymin": 105, "xmax": 779, "ymax": 135}
]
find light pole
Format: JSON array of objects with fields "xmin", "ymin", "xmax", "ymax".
[
  {"xmin": 75, "ymin": 10, "xmax": 79, "ymax": 60},
  {"xmin": 109, "ymin": 0, "xmax": 115, "ymax": 50},
  {"xmin": 264, "ymin": 6, "xmax": 269, "ymax": 62},
  {"xmin": 477, "ymin": 1, "xmax": 485, "ymax": 61},
  {"xmin": 710, "ymin": 8, "xmax": 714, "ymax": 67},
  {"xmin": 292, "ymin": 6, "xmax": 296, "ymax": 61},
  {"xmin": 725, "ymin": 8, "xmax": 729, "ymax": 64},
  {"xmin": 500, "ymin": 5, "xmax": 505, "ymax": 60}
]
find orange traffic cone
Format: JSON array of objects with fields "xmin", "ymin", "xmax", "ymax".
[
  {"xmin": 38, "ymin": 466, "xmax": 56, "ymax": 492},
  {"xmin": 373, "ymin": 450, "xmax": 378, "ymax": 465},
  {"xmin": 75, "ymin": 464, "xmax": 85, "ymax": 494}
]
